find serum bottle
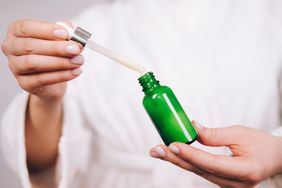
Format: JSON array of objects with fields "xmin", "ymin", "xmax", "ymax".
[
  {"xmin": 58, "ymin": 23, "xmax": 198, "ymax": 145},
  {"xmin": 139, "ymin": 72, "xmax": 198, "ymax": 145}
]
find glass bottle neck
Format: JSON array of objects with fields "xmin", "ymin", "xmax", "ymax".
[{"xmin": 138, "ymin": 72, "xmax": 160, "ymax": 95}]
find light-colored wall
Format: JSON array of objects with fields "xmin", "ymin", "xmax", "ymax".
[{"xmin": 0, "ymin": 0, "xmax": 110, "ymax": 187}]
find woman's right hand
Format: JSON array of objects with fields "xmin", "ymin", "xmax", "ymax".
[{"xmin": 1, "ymin": 19, "xmax": 84, "ymax": 101}]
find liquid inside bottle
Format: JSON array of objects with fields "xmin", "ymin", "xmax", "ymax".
[{"xmin": 139, "ymin": 72, "xmax": 198, "ymax": 145}]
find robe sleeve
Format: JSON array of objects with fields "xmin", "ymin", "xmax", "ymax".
[{"xmin": 0, "ymin": 89, "xmax": 92, "ymax": 188}]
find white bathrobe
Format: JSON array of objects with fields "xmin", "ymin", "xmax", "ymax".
[{"xmin": 1, "ymin": 0, "xmax": 282, "ymax": 187}]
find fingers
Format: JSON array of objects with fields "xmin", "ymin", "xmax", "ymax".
[
  {"xmin": 10, "ymin": 54, "xmax": 84, "ymax": 75},
  {"xmin": 17, "ymin": 68, "xmax": 82, "ymax": 92},
  {"xmin": 192, "ymin": 121, "xmax": 241, "ymax": 147},
  {"xmin": 150, "ymin": 145, "xmax": 196, "ymax": 171},
  {"xmin": 10, "ymin": 19, "xmax": 69, "ymax": 40},
  {"xmin": 150, "ymin": 145, "xmax": 248, "ymax": 188},
  {"xmin": 167, "ymin": 142, "xmax": 250, "ymax": 179},
  {"xmin": 2, "ymin": 19, "xmax": 84, "ymax": 98},
  {"xmin": 9, "ymin": 38, "xmax": 82, "ymax": 57},
  {"xmin": 62, "ymin": 20, "xmax": 74, "ymax": 28}
]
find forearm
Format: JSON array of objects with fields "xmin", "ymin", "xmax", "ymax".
[{"xmin": 25, "ymin": 94, "xmax": 63, "ymax": 173}]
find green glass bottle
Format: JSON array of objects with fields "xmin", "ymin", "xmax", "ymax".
[{"xmin": 139, "ymin": 72, "xmax": 198, "ymax": 146}]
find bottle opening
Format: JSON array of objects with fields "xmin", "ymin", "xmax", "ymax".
[{"xmin": 138, "ymin": 72, "xmax": 160, "ymax": 94}]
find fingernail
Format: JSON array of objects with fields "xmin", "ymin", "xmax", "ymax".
[
  {"xmin": 65, "ymin": 44, "xmax": 80, "ymax": 54},
  {"xmin": 72, "ymin": 68, "xmax": 82, "ymax": 76},
  {"xmin": 169, "ymin": 144, "xmax": 180, "ymax": 154},
  {"xmin": 70, "ymin": 55, "xmax": 84, "ymax": 65},
  {"xmin": 54, "ymin": 29, "xmax": 68, "ymax": 39},
  {"xmin": 150, "ymin": 151, "xmax": 159, "ymax": 158},
  {"xmin": 154, "ymin": 146, "xmax": 166, "ymax": 157},
  {"xmin": 194, "ymin": 121, "xmax": 204, "ymax": 130}
]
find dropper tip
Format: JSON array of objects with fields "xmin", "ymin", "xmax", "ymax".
[{"xmin": 138, "ymin": 68, "xmax": 148, "ymax": 76}]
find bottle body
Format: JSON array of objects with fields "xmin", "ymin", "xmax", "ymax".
[{"xmin": 139, "ymin": 72, "xmax": 198, "ymax": 146}]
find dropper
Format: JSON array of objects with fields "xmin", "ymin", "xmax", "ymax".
[{"xmin": 56, "ymin": 22, "xmax": 147, "ymax": 75}]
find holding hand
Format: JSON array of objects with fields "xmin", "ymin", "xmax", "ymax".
[
  {"xmin": 1, "ymin": 19, "xmax": 84, "ymax": 171},
  {"xmin": 1, "ymin": 19, "xmax": 83, "ymax": 101},
  {"xmin": 150, "ymin": 121, "xmax": 282, "ymax": 188}
]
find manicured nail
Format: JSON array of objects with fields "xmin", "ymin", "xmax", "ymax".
[
  {"xmin": 154, "ymin": 146, "xmax": 165, "ymax": 157},
  {"xmin": 65, "ymin": 44, "xmax": 80, "ymax": 54},
  {"xmin": 72, "ymin": 68, "xmax": 82, "ymax": 76},
  {"xmin": 70, "ymin": 55, "xmax": 84, "ymax": 65},
  {"xmin": 194, "ymin": 121, "xmax": 204, "ymax": 130},
  {"xmin": 150, "ymin": 151, "xmax": 159, "ymax": 158},
  {"xmin": 169, "ymin": 144, "xmax": 180, "ymax": 154},
  {"xmin": 54, "ymin": 29, "xmax": 68, "ymax": 39}
]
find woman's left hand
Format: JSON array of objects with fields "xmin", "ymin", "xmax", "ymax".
[{"xmin": 150, "ymin": 121, "xmax": 282, "ymax": 188}]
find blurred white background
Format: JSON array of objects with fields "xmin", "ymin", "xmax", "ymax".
[{"xmin": 0, "ymin": 0, "xmax": 112, "ymax": 187}]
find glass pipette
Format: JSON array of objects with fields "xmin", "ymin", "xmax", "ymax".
[{"xmin": 56, "ymin": 22, "xmax": 147, "ymax": 75}]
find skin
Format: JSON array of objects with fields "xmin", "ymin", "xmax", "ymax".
[
  {"xmin": 150, "ymin": 121, "xmax": 282, "ymax": 188},
  {"xmin": 1, "ymin": 19, "xmax": 83, "ymax": 173}
]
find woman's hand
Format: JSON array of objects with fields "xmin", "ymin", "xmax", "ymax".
[
  {"xmin": 1, "ymin": 19, "xmax": 84, "ymax": 172},
  {"xmin": 150, "ymin": 121, "xmax": 282, "ymax": 188},
  {"xmin": 1, "ymin": 19, "xmax": 83, "ymax": 101}
]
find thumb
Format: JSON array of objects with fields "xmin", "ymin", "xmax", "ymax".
[{"xmin": 192, "ymin": 121, "xmax": 236, "ymax": 147}]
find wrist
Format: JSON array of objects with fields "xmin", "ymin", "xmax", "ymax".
[
  {"xmin": 26, "ymin": 94, "xmax": 63, "ymax": 130},
  {"xmin": 30, "ymin": 94, "xmax": 63, "ymax": 107}
]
